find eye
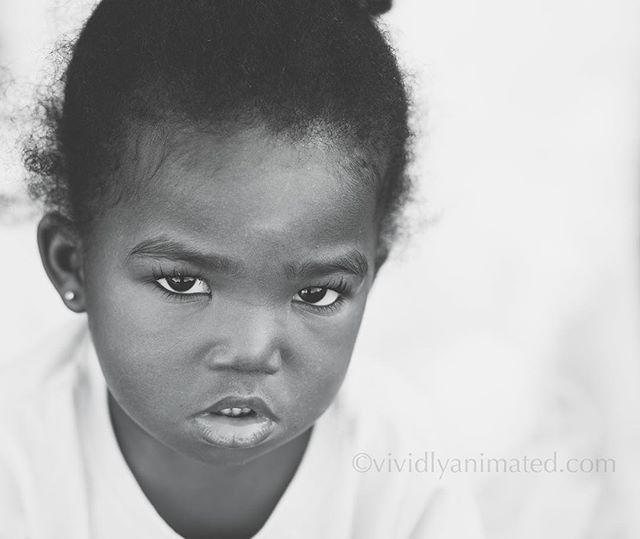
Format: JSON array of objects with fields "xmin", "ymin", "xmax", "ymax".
[
  {"xmin": 156, "ymin": 276, "xmax": 210, "ymax": 295},
  {"xmin": 294, "ymin": 287, "xmax": 341, "ymax": 307}
]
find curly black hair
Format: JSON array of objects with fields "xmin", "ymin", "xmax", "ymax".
[{"xmin": 24, "ymin": 0, "xmax": 412, "ymax": 252}]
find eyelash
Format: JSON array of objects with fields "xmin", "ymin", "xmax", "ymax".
[
  {"xmin": 295, "ymin": 277, "xmax": 350, "ymax": 314},
  {"xmin": 149, "ymin": 266, "xmax": 352, "ymax": 311},
  {"xmin": 150, "ymin": 265, "xmax": 210, "ymax": 302}
]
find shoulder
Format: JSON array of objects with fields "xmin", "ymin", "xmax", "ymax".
[
  {"xmin": 0, "ymin": 317, "xmax": 89, "ymax": 406},
  {"xmin": 338, "ymin": 359, "xmax": 446, "ymax": 453},
  {"xmin": 0, "ymin": 447, "xmax": 29, "ymax": 538},
  {"xmin": 0, "ymin": 318, "xmax": 92, "ymax": 537},
  {"xmin": 0, "ymin": 317, "xmax": 90, "ymax": 467},
  {"xmin": 333, "ymin": 361, "xmax": 485, "ymax": 538}
]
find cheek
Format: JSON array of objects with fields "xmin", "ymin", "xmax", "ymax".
[
  {"xmin": 85, "ymin": 249, "xmax": 202, "ymax": 355},
  {"xmin": 285, "ymin": 300, "xmax": 366, "ymax": 418},
  {"xmin": 84, "ymin": 261, "xmax": 201, "ymax": 419}
]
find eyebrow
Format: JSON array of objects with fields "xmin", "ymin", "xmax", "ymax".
[
  {"xmin": 126, "ymin": 238, "xmax": 244, "ymax": 276},
  {"xmin": 284, "ymin": 250, "xmax": 369, "ymax": 280},
  {"xmin": 127, "ymin": 237, "xmax": 369, "ymax": 280}
]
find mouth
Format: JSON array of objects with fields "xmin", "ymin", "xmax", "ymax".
[
  {"xmin": 214, "ymin": 406, "xmax": 257, "ymax": 418},
  {"xmin": 193, "ymin": 396, "xmax": 277, "ymax": 449},
  {"xmin": 205, "ymin": 396, "xmax": 276, "ymax": 419}
]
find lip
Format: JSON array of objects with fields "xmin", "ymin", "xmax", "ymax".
[{"xmin": 193, "ymin": 395, "xmax": 278, "ymax": 449}]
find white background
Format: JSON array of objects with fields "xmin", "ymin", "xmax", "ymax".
[{"xmin": 1, "ymin": 0, "xmax": 640, "ymax": 537}]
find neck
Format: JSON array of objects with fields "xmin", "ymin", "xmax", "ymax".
[{"xmin": 107, "ymin": 391, "xmax": 311, "ymax": 537}]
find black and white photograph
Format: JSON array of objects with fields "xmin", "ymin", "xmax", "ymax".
[{"xmin": 1, "ymin": 0, "xmax": 639, "ymax": 537}]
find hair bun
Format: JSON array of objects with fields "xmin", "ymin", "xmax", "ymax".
[{"xmin": 357, "ymin": 0, "xmax": 393, "ymax": 16}]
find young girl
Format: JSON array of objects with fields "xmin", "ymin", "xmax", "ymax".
[{"xmin": 1, "ymin": 1, "xmax": 484, "ymax": 537}]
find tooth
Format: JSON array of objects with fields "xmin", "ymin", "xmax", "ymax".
[
  {"xmin": 231, "ymin": 407, "xmax": 242, "ymax": 416},
  {"xmin": 220, "ymin": 408, "xmax": 232, "ymax": 415},
  {"xmin": 241, "ymin": 407, "xmax": 251, "ymax": 414}
]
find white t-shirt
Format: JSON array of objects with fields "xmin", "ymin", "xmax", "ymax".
[{"xmin": 0, "ymin": 319, "xmax": 484, "ymax": 538}]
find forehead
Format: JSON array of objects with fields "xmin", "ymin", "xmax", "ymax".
[{"xmin": 108, "ymin": 124, "xmax": 379, "ymax": 259}]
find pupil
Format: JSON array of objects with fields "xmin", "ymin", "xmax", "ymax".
[
  {"xmin": 300, "ymin": 287, "xmax": 327, "ymax": 303},
  {"xmin": 169, "ymin": 276, "xmax": 195, "ymax": 292}
]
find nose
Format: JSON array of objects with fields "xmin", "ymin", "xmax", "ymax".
[{"xmin": 204, "ymin": 299, "xmax": 284, "ymax": 375}]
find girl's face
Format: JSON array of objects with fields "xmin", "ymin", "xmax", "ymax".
[{"xmin": 80, "ymin": 126, "xmax": 380, "ymax": 464}]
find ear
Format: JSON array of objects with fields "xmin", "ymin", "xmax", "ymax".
[{"xmin": 37, "ymin": 212, "xmax": 86, "ymax": 313}]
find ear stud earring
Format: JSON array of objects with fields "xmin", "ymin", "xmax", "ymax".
[{"xmin": 64, "ymin": 291, "xmax": 76, "ymax": 301}]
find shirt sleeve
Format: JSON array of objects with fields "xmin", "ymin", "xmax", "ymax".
[{"xmin": 408, "ymin": 478, "xmax": 486, "ymax": 539}]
